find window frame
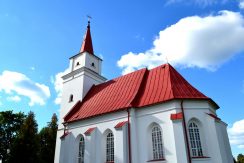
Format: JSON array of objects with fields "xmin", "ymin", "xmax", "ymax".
[
  {"xmin": 106, "ymin": 132, "xmax": 114, "ymax": 163},
  {"xmin": 151, "ymin": 124, "xmax": 164, "ymax": 160},
  {"xmin": 78, "ymin": 135, "xmax": 85, "ymax": 163},
  {"xmin": 188, "ymin": 121, "xmax": 204, "ymax": 157}
]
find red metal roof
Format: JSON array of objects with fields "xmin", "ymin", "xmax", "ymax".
[
  {"xmin": 84, "ymin": 127, "xmax": 96, "ymax": 135},
  {"xmin": 64, "ymin": 68, "xmax": 146, "ymax": 122},
  {"xmin": 114, "ymin": 121, "xmax": 128, "ymax": 129},
  {"xmin": 80, "ymin": 21, "xmax": 94, "ymax": 54},
  {"xmin": 64, "ymin": 64, "xmax": 216, "ymax": 123}
]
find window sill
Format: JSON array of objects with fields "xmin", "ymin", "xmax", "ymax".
[
  {"xmin": 192, "ymin": 156, "xmax": 210, "ymax": 161},
  {"xmin": 147, "ymin": 158, "xmax": 166, "ymax": 162},
  {"xmin": 105, "ymin": 162, "xmax": 114, "ymax": 163}
]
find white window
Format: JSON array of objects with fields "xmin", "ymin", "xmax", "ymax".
[
  {"xmin": 188, "ymin": 122, "xmax": 203, "ymax": 157},
  {"xmin": 78, "ymin": 136, "xmax": 85, "ymax": 163},
  {"xmin": 106, "ymin": 132, "xmax": 114, "ymax": 162},
  {"xmin": 151, "ymin": 125, "xmax": 164, "ymax": 160}
]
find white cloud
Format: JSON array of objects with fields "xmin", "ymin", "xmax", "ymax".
[
  {"xmin": 7, "ymin": 95, "xmax": 21, "ymax": 102},
  {"xmin": 118, "ymin": 11, "xmax": 244, "ymax": 74},
  {"xmin": 166, "ymin": 0, "xmax": 225, "ymax": 7},
  {"xmin": 228, "ymin": 119, "xmax": 244, "ymax": 149},
  {"xmin": 238, "ymin": 145, "xmax": 244, "ymax": 149},
  {"xmin": 0, "ymin": 71, "xmax": 50, "ymax": 106},
  {"xmin": 240, "ymin": 0, "xmax": 244, "ymax": 9},
  {"xmin": 53, "ymin": 68, "xmax": 69, "ymax": 105}
]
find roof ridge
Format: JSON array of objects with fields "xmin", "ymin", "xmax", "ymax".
[
  {"xmin": 130, "ymin": 68, "xmax": 149, "ymax": 107},
  {"xmin": 167, "ymin": 64, "xmax": 175, "ymax": 98}
]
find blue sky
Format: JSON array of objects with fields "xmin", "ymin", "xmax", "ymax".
[{"xmin": 0, "ymin": 0, "xmax": 244, "ymax": 157}]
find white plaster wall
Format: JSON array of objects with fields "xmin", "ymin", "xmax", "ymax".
[
  {"xmin": 73, "ymin": 54, "xmax": 86, "ymax": 71},
  {"xmin": 54, "ymin": 130, "xmax": 64, "ymax": 163},
  {"xmin": 56, "ymin": 99, "xmax": 233, "ymax": 163},
  {"xmin": 183, "ymin": 100, "xmax": 233, "ymax": 163},
  {"xmin": 172, "ymin": 120, "xmax": 188, "ymax": 163},
  {"xmin": 59, "ymin": 60, "xmax": 105, "ymax": 126},
  {"xmin": 216, "ymin": 121, "xmax": 234, "ymax": 163},
  {"xmin": 57, "ymin": 111, "xmax": 128, "ymax": 163},
  {"xmin": 59, "ymin": 75, "xmax": 84, "ymax": 125},
  {"xmin": 134, "ymin": 102, "xmax": 179, "ymax": 163},
  {"xmin": 84, "ymin": 53, "xmax": 101, "ymax": 74}
]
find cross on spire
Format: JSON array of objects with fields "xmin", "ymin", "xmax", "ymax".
[{"xmin": 87, "ymin": 15, "xmax": 92, "ymax": 27}]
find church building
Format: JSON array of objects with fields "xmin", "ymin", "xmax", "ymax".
[{"xmin": 54, "ymin": 21, "xmax": 233, "ymax": 163}]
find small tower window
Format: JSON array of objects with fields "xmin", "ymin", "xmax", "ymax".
[
  {"xmin": 91, "ymin": 62, "xmax": 95, "ymax": 67},
  {"xmin": 76, "ymin": 62, "xmax": 80, "ymax": 66},
  {"xmin": 69, "ymin": 94, "xmax": 73, "ymax": 102}
]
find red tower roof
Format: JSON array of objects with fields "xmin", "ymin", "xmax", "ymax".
[
  {"xmin": 80, "ymin": 21, "xmax": 94, "ymax": 54},
  {"xmin": 64, "ymin": 64, "xmax": 218, "ymax": 123}
]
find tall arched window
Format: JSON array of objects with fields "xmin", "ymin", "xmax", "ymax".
[
  {"xmin": 106, "ymin": 132, "xmax": 114, "ymax": 162},
  {"xmin": 78, "ymin": 136, "xmax": 85, "ymax": 163},
  {"xmin": 188, "ymin": 122, "xmax": 203, "ymax": 157},
  {"xmin": 151, "ymin": 125, "xmax": 164, "ymax": 160}
]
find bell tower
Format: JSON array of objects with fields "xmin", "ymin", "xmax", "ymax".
[{"xmin": 59, "ymin": 20, "xmax": 106, "ymax": 124}]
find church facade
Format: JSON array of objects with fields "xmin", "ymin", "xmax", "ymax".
[{"xmin": 54, "ymin": 21, "xmax": 233, "ymax": 163}]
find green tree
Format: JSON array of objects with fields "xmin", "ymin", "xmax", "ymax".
[
  {"xmin": 237, "ymin": 153, "xmax": 244, "ymax": 163},
  {"xmin": 39, "ymin": 113, "xmax": 58, "ymax": 163},
  {"xmin": 9, "ymin": 111, "xmax": 39, "ymax": 163},
  {"xmin": 0, "ymin": 111, "xmax": 25, "ymax": 162}
]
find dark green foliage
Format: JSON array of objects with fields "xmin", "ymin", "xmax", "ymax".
[
  {"xmin": 38, "ymin": 113, "xmax": 58, "ymax": 163},
  {"xmin": 0, "ymin": 110, "xmax": 58, "ymax": 163},
  {"xmin": 9, "ymin": 111, "xmax": 39, "ymax": 163},
  {"xmin": 237, "ymin": 153, "xmax": 244, "ymax": 163},
  {"xmin": 0, "ymin": 111, "xmax": 25, "ymax": 162}
]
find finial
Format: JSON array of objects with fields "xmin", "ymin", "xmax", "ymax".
[
  {"xmin": 87, "ymin": 15, "xmax": 92, "ymax": 27},
  {"xmin": 165, "ymin": 56, "xmax": 169, "ymax": 63}
]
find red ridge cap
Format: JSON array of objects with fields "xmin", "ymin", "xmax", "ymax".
[
  {"xmin": 84, "ymin": 127, "xmax": 96, "ymax": 135},
  {"xmin": 60, "ymin": 131, "xmax": 70, "ymax": 139},
  {"xmin": 114, "ymin": 121, "xmax": 128, "ymax": 129},
  {"xmin": 207, "ymin": 113, "xmax": 221, "ymax": 121},
  {"xmin": 171, "ymin": 112, "xmax": 183, "ymax": 120}
]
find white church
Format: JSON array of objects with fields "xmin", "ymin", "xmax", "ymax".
[{"xmin": 54, "ymin": 21, "xmax": 233, "ymax": 163}]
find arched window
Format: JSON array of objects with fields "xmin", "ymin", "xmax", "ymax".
[
  {"xmin": 188, "ymin": 122, "xmax": 203, "ymax": 157},
  {"xmin": 69, "ymin": 94, "xmax": 73, "ymax": 102},
  {"xmin": 78, "ymin": 136, "xmax": 85, "ymax": 163},
  {"xmin": 151, "ymin": 125, "xmax": 164, "ymax": 160},
  {"xmin": 106, "ymin": 132, "xmax": 114, "ymax": 162}
]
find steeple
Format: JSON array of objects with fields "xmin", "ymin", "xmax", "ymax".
[{"xmin": 80, "ymin": 20, "xmax": 94, "ymax": 54}]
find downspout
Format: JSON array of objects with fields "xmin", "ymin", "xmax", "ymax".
[
  {"xmin": 62, "ymin": 123, "xmax": 67, "ymax": 134},
  {"xmin": 127, "ymin": 109, "xmax": 132, "ymax": 163},
  {"xmin": 181, "ymin": 100, "xmax": 192, "ymax": 163}
]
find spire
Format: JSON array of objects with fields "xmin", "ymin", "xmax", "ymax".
[{"xmin": 80, "ymin": 19, "xmax": 94, "ymax": 54}]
